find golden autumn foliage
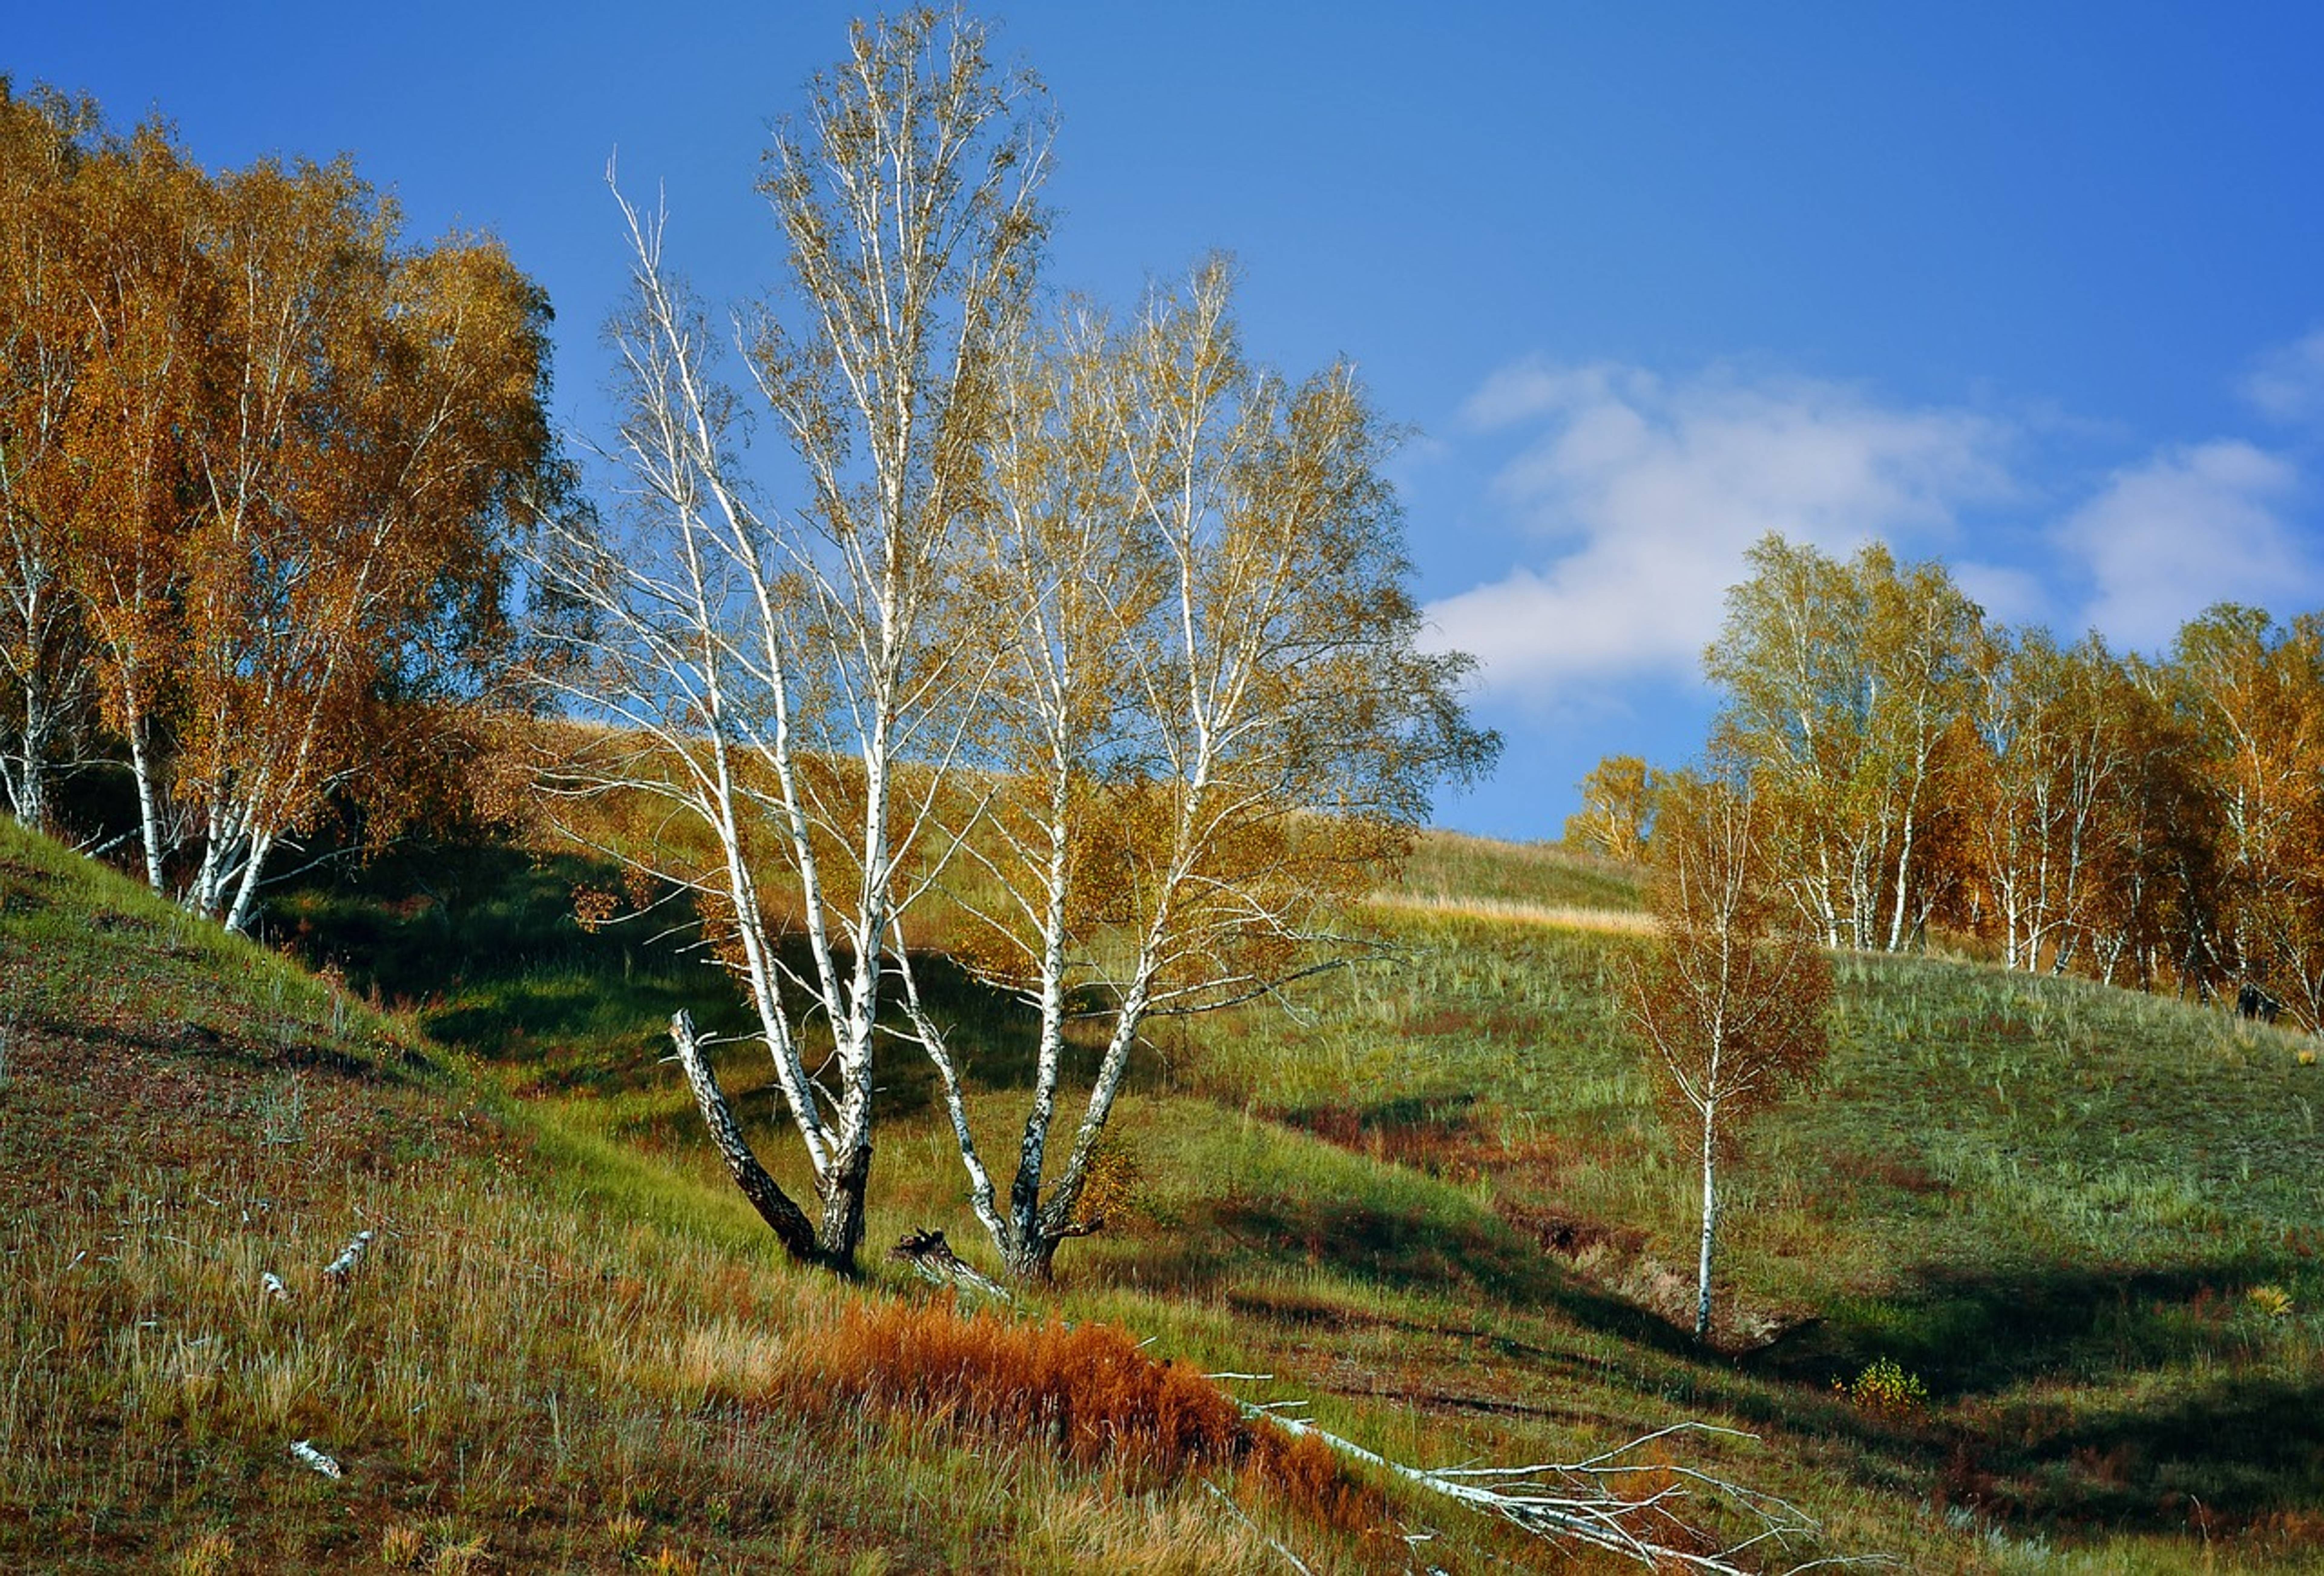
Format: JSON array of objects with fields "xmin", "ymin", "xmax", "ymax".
[
  {"xmin": 0, "ymin": 79, "xmax": 560, "ymax": 925},
  {"xmin": 1694, "ymin": 531, "xmax": 2324, "ymax": 1023},
  {"xmin": 1627, "ymin": 774, "xmax": 1831, "ymax": 1341},
  {"xmin": 901, "ymin": 258, "xmax": 1496, "ymax": 1282},
  {"xmin": 529, "ymin": 16, "xmax": 1492, "ymax": 1281}
]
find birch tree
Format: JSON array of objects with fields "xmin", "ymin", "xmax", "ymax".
[
  {"xmin": 530, "ymin": 8, "xmax": 1048, "ymax": 1272},
  {"xmin": 898, "ymin": 261, "xmax": 1498, "ymax": 1282},
  {"xmin": 0, "ymin": 83, "xmax": 100, "ymax": 831},
  {"xmin": 1626, "ymin": 773, "xmax": 1830, "ymax": 1343},
  {"xmin": 1705, "ymin": 534, "xmax": 1981, "ymax": 951},
  {"xmin": 0, "ymin": 79, "xmax": 554, "ymax": 916},
  {"xmin": 56, "ymin": 121, "xmax": 211, "ymax": 887},
  {"xmin": 1564, "ymin": 754, "xmax": 1660, "ymax": 860},
  {"xmin": 1965, "ymin": 629, "xmax": 2142, "ymax": 974},
  {"xmin": 2171, "ymin": 606, "xmax": 2324, "ymax": 1023},
  {"xmin": 165, "ymin": 159, "xmax": 553, "ymax": 931}
]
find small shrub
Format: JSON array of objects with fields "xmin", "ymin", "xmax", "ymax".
[
  {"xmin": 605, "ymin": 1511, "xmax": 647, "ymax": 1555},
  {"xmin": 1837, "ymin": 1356, "xmax": 1928, "ymax": 1418},
  {"xmin": 783, "ymin": 1302, "xmax": 1383, "ymax": 1532},
  {"xmin": 172, "ymin": 1532, "xmax": 235, "ymax": 1576}
]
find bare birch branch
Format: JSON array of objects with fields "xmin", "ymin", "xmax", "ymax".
[{"xmin": 1215, "ymin": 1380, "xmax": 1865, "ymax": 1576}]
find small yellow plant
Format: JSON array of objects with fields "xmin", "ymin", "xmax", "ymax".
[
  {"xmin": 605, "ymin": 1511, "xmax": 648, "ymax": 1556},
  {"xmin": 1837, "ymin": 1356, "xmax": 1929, "ymax": 1418},
  {"xmin": 643, "ymin": 1548, "xmax": 702, "ymax": 1576},
  {"xmin": 2249, "ymin": 1284, "xmax": 2296, "ymax": 1318},
  {"xmin": 172, "ymin": 1532, "xmax": 236, "ymax": 1576},
  {"xmin": 428, "ymin": 1530, "xmax": 489, "ymax": 1575},
  {"xmin": 379, "ymin": 1523, "xmax": 426, "ymax": 1568},
  {"xmin": 2298, "ymin": 1048, "xmax": 2316, "ymax": 1066}
]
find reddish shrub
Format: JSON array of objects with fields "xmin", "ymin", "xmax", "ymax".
[{"xmin": 788, "ymin": 1302, "xmax": 1383, "ymax": 1532}]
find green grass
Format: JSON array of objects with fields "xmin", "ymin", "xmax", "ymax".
[
  {"xmin": 0, "ymin": 824, "xmax": 1400, "ymax": 1573},
  {"xmin": 18, "ymin": 814, "xmax": 2324, "ymax": 1571}
]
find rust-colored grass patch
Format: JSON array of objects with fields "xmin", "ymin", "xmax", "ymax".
[{"xmin": 784, "ymin": 1301, "xmax": 1384, "ymax": 1534}]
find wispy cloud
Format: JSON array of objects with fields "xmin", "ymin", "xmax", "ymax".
[
  {"xmin": 2057, "ymin": 439, "xmax": 2312, "ymax": 651},
  {"xmin": 2242, "ymin": 328, "xmax": 2324, "ymax": 424},
  {"xmin": 1425, "ymin": 360, "xmax": 2014, "ymax": 694}
]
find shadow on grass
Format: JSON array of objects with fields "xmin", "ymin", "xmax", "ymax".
[
  {"xmin": 1745, "ymin": 1256, "xmax": 2298, "ymax": 1398},
  {"xmin": 1728, "ymin": 1254, "xmax": 2324, "ymax": 1532},
  {"xmin": 270, "ymin": 841, "xmax": 1161, "ymax": 1119},
  {"xmin": 1191, "ymin": 1187, "xmax": 1712, "ymax": 1365}
]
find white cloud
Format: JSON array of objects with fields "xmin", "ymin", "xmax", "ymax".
[
  {"xmin": 1425, "ymin": 360, "xmax": 2015, "ymax": 694},
  {"xmin": 1951, "ymin": 560, "xmax": 2049, "ymax": 627},
  {"xmin": 2057, "ymin": 439, "xmax": 2312, "ymax": 651},
  {"xmin": 2242, "ymin": 329, "xmax": 2324, "ymax": 424}
]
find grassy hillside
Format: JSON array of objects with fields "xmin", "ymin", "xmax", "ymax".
[
  {"xmin": 12, "ymin": 819, "xmax": 2324, "ymax": 1571},
  {"xmin": 0, "ymin": 824, "xmax": 1411, "ymax": 1573}
]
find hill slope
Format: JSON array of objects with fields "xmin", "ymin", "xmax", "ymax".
[
  {"xmin": 12, "ymin": 821, "xmax": 2324, "ymax": 1571},
  {"xmin": 0, "ymin": 823, "xmax": 1403, "ymax": 1573}
]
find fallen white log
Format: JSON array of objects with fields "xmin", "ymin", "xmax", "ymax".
[{"xmin": 289, "ymin": 1439, "xmax": 343, "ymax": 1479}]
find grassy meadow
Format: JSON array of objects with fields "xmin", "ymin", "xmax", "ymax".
[{"xmin": 8, "ymin": 813, "xmax": 2324, "ymax": 1571}]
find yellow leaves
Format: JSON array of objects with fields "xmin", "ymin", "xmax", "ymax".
[
  {"xmin": 1630, "ymin": 776, "xmax": 1833, "ymax": 1133},
  {"xmin": 0, "ymin": 83, "xmax": 557, "ymax": 909}
]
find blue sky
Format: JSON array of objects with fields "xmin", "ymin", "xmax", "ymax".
[{"xmin": 18, "ymin": 3, "xmax": 2324, "ymax": 839}]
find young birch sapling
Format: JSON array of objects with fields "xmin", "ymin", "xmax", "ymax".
[{"xmin": 1626, "ymin": 773, "xmax": 1831, "ymax": 1343}]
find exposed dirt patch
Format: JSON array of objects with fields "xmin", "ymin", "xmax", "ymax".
[{"xmin": 1493, "ymin": 1197, "xmax": 1812, "ymax": 1355}]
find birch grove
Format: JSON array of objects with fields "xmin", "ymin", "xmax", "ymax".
[
  {"xmin": 1704, "ymin": 534, "xmax": 1978, "ymax": 954},
  {"xmin": 0, "ymin": 82, "xmax": 557, "ymax": 926}
]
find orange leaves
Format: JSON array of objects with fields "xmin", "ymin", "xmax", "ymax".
[
  {"xmin": 1629, "ymin": 776, "xmax": 1833, "ymax": 1140},
  {"xmin": 0, "ymin": 82, "xmax": 558, "ymax": 917}
]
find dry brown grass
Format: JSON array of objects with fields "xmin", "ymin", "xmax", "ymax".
[
  {"xmin": 782, "ymin": 1300, "xmax": 1386, "ymax": 1536},
  {"xmin": 1363, "ymin": 890, "xmax": 1657, "ymax": 934}
]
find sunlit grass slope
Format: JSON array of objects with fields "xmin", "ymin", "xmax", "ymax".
[
  {"xmin": 246, "ymin": 826, "xmax": 2324, "ymax": 1571},
  {"xmin": 0, "ymin": 822, "xmax": 1425, "ymax": 1574}
]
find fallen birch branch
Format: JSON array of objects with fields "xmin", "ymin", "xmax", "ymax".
[
  {"xmin": 1216, "ymin": 1381, "xmax": 1867, "ymax": 1575},
  {"xmin": 289, "ymin": 1439, "xmax": 343, "ymax": 1479},
  {"xmin": 1202, "ymin": 1479, "xmax": 1316, "ymax": 1575},
  {"xmin": 322, "ymin": 1230, "xmax": 373, "ymax": 1283}
]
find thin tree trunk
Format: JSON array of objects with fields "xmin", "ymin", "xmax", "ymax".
[
  {"xmin": 1695, "ymin": 1108, "xmax": 1718, "ymax": 1344},
  {"xmin": 127, "ymin": 705, "xmax": 168, "ymax": 893}
]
